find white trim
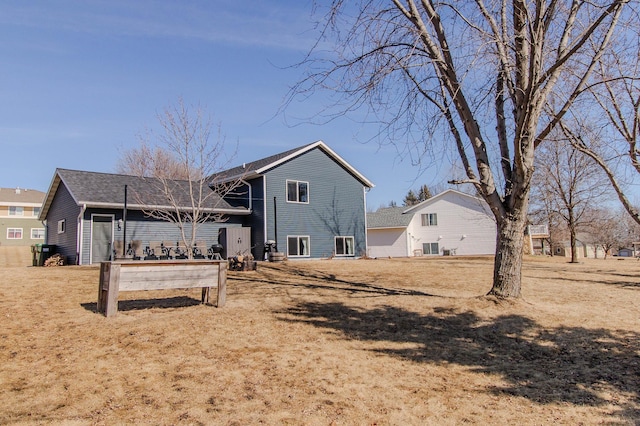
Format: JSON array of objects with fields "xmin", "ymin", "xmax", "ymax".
[
  {"xmin": 30, "ymin": 228, "xmax": 45, "ymax": 239},
  {"xmin": 287, "ymin": 235, "xmax": 311, "ymax": 257},
  {"xmin": 286, "ymin": 179, "xmax": 310, "ymax": 204},
  {"xmin": 263, "ymin": 177, "xmax": 268, "ymax": 248},
  {"xmin": 256, "ymin": 141, "xmax": 375, "ymax": 188},
  {"xmin": 334, "ymin": 235, "xmax": 355, "ymax": 256},
  {"xmin": 7, "ymin": 227, "xmax": 23, "ymax": 239}
]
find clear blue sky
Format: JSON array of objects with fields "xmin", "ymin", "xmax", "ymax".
[{"xmin": 0, "ymin": 1, "xmax": 467, "ymax": 208}]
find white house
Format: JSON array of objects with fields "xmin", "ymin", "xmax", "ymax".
[{"xmin": 367, "ymin": 189, "xmax": 496, "ymax": 257}]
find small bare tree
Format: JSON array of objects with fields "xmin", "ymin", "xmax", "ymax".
[
  {"xmin": 120, "ymin": 98, "xmax": 243, "ymax": 258},
  {"xmin": 532, "ymin": 136, "xmax": 611, "ymax": 262}
]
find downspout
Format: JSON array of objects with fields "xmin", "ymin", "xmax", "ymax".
[
  {"xmin": 262, "ymin": 177, "xmax": 268, "ymax": 249},
  {"xmin": 363, "ymin": 186, "xmax": 370, "ymax": 258},
  {"xmin": 77, "ymin": 204, "xmax": 86, "ymax": 265},
  {"xmin": 240, "ymin": 179, "xmax": 252, "ymax": 211}
]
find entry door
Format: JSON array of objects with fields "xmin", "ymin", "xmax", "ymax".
[{"xmin": 92, "ymin": 215, "xmax": 113, "ymax": 264}]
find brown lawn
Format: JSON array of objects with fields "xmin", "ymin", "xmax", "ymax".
[{"xmin": 0, "ymin": 246, "xmax": 639, "ymax": 425}]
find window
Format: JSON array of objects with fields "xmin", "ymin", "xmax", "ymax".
[
  {"xmin": 33, "ymin": 207, "xmax": 41, "ymax": 217},
  {"xmin": 9, "ymin": 206, "xmax": 24, "ymax": 216},
  {"xmin": 286, "ymin": 180, "xmax": 309, "ymax": 203},
  {"xmin": 423, "ymin": 242, "xmax": 439, "ymax": 255},
  {"xmin": 31, "ymin": 228, "xmax": 45, "ymax": 239},
  {"xmin": 335, "ymin": 236, "xmax": 355, "ymax": 256},
  {"xmin": 7, "ymin": 228, "xmax": 23, "ymax": 239},
  {"xmin": 287, "ymin": 236, "xmax": 310, "ymax": 257},
  {"xmin": 421, "ymin": 213, "xmax": 438, "ymax": 226},
  {"xmin": 57, "ymin": 219, "xmax": 66, "ymax": 234}
]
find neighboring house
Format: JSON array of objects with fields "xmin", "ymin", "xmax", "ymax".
[
  {"xmin": 213, "ymin": 140, "xmax": 374, "ymax": 260},
  {"xmin": 553, "ymin": 235, "xmax": 607, "ymax": 259},
  {"xmin": 40, "ymin": 141, "xmax": 374, "ymax": 264},
  {"xmin": 367, "ymin": 189, "xmax": 496, "ymax": 258},
  {"xmin": 0, "ymin": 187, "xmax": 45, "ymax": 247}
]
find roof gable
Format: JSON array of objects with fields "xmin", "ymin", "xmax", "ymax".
[
  {"xmin": 213, "ymin": 141, "xmax": 374, "ymax": 188},
  {"xmin": 401, "ymin": 189, "xmax": 486, "ymax": 214}
]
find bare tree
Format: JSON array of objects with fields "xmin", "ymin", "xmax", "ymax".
[
  {"xmin": 532, "ymin": 137, "xmax": 611, "ymax": 262},
  {"xmin": 123, "ymin": 98, "xmax": 242, "ymax": 258},
  {"xmin": 291, "ymin": 1, "xmax": 630, "ymax": 298},
  {"xmin": 562, "ymin": 39, "xmax": 640, "ymax": 226},
  {"xmin": 116, "ymin": 141, "xmax": 190, "ymax": 180}
]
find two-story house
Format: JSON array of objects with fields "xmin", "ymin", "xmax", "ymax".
[
  {"xmin": 367, "ymin": 189, "xmax": 496, "ymax": 257},
  {"xmin": 0, "ymin": 187, "xmax": 45, "ymax": 247},
  {"xmin": 39, "ymin": 141, "xmax": 374, "ymax": 264}
]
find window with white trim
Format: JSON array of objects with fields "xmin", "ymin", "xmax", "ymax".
[
  {"xmin": 423, "ymin": 242, "xmax": 439, "ymax": 255},
  {"xmin": 421, "ymin": 213, "xmax": 438, "ymax": 226},
  {"xmin": 33, "ymin": 207, "xmax": 41, "ymax": 217},
  {"xmin": 335, "ymin": 236, "xmax": 355, "ymax": 256},
  {"xmin": 31, "ymin": 228, "xmax": 45, "ymax": 239},
  {"xmin": 286, "ymin": 180, "xmax": 309, "ymax": 203},
  {"xmin": 287, "ymin": 235, "xmax": 310, "ymax": 257},
  {"xmin": 9, "ymin": 206, "xmax": 24, "ymax": 216},
  {"xmin": 57, "ymin": 219, "xmax": 66, "ymax": 234},
  {"xmin": 7, "ymin": 228, "xmax": 23, "ymax": 239}
]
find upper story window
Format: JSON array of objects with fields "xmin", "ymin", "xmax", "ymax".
[
  {"xmin": 9, "ymin": 206, "xmax": 24, "ymax": 216},
  {"xmin": 7, "ymin": 228, "xmax": 23, "ymax": 239},
  {"xmin": 421, "ymin": 213, "xmax": 438, "ymax": 226},
  {"xmin": 31, "ymin": 228, "xmax": 45, "ymax": 239},
  {"xmin": 287, "ymin": 180, "xmax": 309, "ymax": 203},
  {"xmin": 57, "ymin": 219, "xmax": 66, "ymax": 234},
  {"xmin": 33, "ymin": 207, "xmax": 41, "ymax": 217}
]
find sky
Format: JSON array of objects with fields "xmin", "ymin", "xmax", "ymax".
[{"xmin": 0, "ymin": 0, "xmax": 454, "ymax": 209}]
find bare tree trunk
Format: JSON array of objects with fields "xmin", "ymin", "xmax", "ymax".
[
  {"xmin": 489, "ymin": 214, "xmax": 527, "ymax": 298},
  {"xmin": 569, "ymin": 225, "xmax": 578, "ymax": 263}
]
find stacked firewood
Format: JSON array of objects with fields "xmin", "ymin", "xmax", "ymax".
[{"xmin": 44, "ymin": 253, "xmax": 65, "ymax": 267}]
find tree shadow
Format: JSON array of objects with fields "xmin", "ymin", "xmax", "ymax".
[
  {"xmin": 232, "ymin": 263, "xmax": 442, "ymax": 297},
  {"xmin": 81, "ymin": 296, "xmax": 203, "ymax": 313},
  {"xmin": 280, "ymin": 302, "xmax": 639, "ymax": 419}
]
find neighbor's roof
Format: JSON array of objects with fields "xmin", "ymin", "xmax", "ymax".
[
  {"xmin": 367, "ymin": 206, "xmax": 413, "ymax": 229},
  {"xmin": 39, "ymin": 169, "xmax": 249, "ymax": 220},
  {"xmin": 0, "ymin": 187, "xmax": 45, "ymax": 205},
  {"xmin": 212, "ymin": 140, "xmax": 374, "ymax": 188}
]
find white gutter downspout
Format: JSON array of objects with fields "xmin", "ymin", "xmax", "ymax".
[
  {"xmin": 263, "ymin": 177, "xmax": 268, "ymax": 249},
  {"xmin": 363, "ymin": 186, "xmax": 370, "ymax": 258},
  {"xmin": 77, "ymin": 204, "xmax": 86, "ymax": 265}
]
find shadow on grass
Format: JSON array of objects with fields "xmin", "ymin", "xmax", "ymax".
[
  {"xmin": 232, "ymin": 263, "xmax": 442, "ymax": 297},
  {"xmin": 281, "ymin": 302, "xmax": 639, "ymax": 419},
  {"xmin": 81, "ymin": 296, "xmax": 203, "ymax": 313}
]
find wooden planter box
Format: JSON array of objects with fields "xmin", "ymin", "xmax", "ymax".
[{"xmin": 97, "ymin": 259, "xmax": 227, "ymax": 317}]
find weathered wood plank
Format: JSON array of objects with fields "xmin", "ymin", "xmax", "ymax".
[{"xmin": 97, "ymin": 260, "xmax": 227, "ymax": 317}]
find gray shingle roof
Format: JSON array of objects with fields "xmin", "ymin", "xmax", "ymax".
[
  {"xmin": 367, "ymin": 207, "xmax": 414, "ymax": 229},
  {"xmin": 40, "ymin": 168, "xmax": 247, "ymax": 219}
]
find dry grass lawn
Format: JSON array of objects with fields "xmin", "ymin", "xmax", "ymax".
[{"xmin": 0, "ymin": 246, "xmax": 639, "ymax": 425}]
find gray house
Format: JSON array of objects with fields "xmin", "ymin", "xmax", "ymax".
[
  {"xmin": 40, "ymin": 141, "xmax": 374, "ymax": 264},
  {"xmin": 214, "ymin": 140, "xmax": 374, "ymax": 260}
]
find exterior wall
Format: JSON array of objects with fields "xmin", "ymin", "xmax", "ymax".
[
  {"xmin": 79, "ymin": 208, "xmax": 245, "ymax": 265},
  {"xmin": 0, "ymin": 208, "xmax": 45, "ymax": 247},
  {"xmin": 264, "ymin": 147, "xmax": 367, "ymax": 259},
  {"xmin": 43, "ymin": 183, "xmax": 81, "ymax": 264},
  {"xmin": 367, "ymin": 228, "xmax": 409, "ymax": 258},
  {"xmin": 406, "ymin": 192, "xmax": 496, "ymax": 256},
  {"xmin": 246, "ymin": 176, "xmax": 266, "ymax": 260}
]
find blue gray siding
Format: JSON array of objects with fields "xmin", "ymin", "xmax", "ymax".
[
  {"xmin": 80, "ymin": 208, "xmax": 245, "ymax": 265},
  {"xmin": 263, "ymin": 147, "xmax": 367, "ymax": 258},
  {"xmin": 44, "ymin": 182, "xmax": 81, "ymax": 264}
]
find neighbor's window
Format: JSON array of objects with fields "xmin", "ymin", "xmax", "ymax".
[
  {"xmin": 7, "ymin": 228, "xmax": 23, "ymax": 239},
  {"xmin": 31, "ymin": 228, "xmax": 45, "ymax": 239},
  {"xmin": 287, "ymin": 235, "xmax": 310, "ymax": 257},
  {"xmin": 9, "ymin": 206, "xmax": 24, "ymax": 216},
  {"xmin": 57, "ymin": 219, "xmax": 66, "ymax": 234},
  {"xmin": 335, "ymin": 236, "xmax": 355, "ymax": 256},
  {"xmin": 423, "ymin": 242, "xmax": 439, "ymax": 255},
  {"xmin": 286, "ymin": 180, "xmax": 309, "ymax": 203},
  {"xmin": 33, "ymin": 207, "xmax": 41, "ymax": 217},
  {"xmin": 421, "ymin": 213, "xmax": 438, "ymax": 226}
]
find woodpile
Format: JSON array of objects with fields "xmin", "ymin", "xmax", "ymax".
[{"xmin": 44, "ymin": 253, "xmax": 65, "ymax": 267}]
